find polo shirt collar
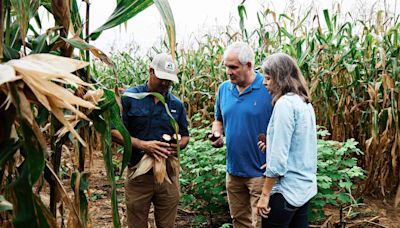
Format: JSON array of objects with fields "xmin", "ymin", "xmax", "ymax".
[{"xmin": 229, "ymin": 71, "xmax": 263, "ymax": 95}]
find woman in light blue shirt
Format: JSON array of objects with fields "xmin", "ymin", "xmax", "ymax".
[{"xmin": 256, "ymin": 53, "xmax": 317, "ymax": 227}]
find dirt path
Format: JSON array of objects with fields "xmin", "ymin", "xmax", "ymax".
[{"xmin": 86, "ymin": 150, "xmax": 399, "ymax": 228}]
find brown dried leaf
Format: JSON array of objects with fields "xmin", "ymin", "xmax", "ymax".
[
  {"xmin": 0, "ymin": 65, "xmax": 21, "ymax": 86},
  {"xmin": 45, "ymin": 163, "xmax": 82, "ymax": 227},
  {"xmin": 128, "ymin": 155, "xmax": 153, "ymax": 181},
  {"xmin": 8, "ymin": 54, "xmax": 91, "ymax": 87},
  {"xmin": 48, "ymin": 96, "xmax": 87, "ymax": 147},
  {"xmin": 154, "ymin": 158, "xmax": 166, "ymax": 184},
  {"xmin": 14, "ymin": 87, "xmax": 48, "ymax": 151},
  {"xmin": 83, "ymin": 89, "xmax": 104, "ymax": 105},
  {"xmin": 21, "ymin": 76, "xmax": 51, "ymax": 110},
  {"xmin": 26, "ymin": 76, "xmax": 95, "ymax": 109},
  {"xmin": 89, "ymin": 47, "xmax": 114, "ymax": 68},
  {"xmin": 23, "ymin": 53, "xmax": 89, "ymax": 74}
]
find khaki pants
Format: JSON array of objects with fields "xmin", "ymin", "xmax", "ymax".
[
  {"xmin": 125, "ymin": 168, "xmax": 179, "ymax": 228},
  {"xmin": 226, "ymin": 173, "xmax": 265, "ymax": 228}
]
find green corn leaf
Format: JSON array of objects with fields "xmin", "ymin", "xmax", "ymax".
[
  {"xmin": 71, "ymin": 0, "xmax": 83, "ymax": 38},
  {"xmin": 31, "ymin": 34, "xmax": 50, "ymax": 54},
  {"xmin": 237, "ymin": 3, "xmax": 247, "ymax": 33},
  {"xmin": 70, "ymin": 171, "xmax": 89, "ymax": 226},
  {"xmin": 10, "ymin": 0, "xmax": 30, "ymax": 41},
  {"xmin": 89, "ymin": 0, "xmax": 154, "ymax": 40},
  {"xmin": 12, "ymin": 150, "xmax": 48, "ymax": 228},
  {"xmin": 323, "ymin": 9, "xmax": 333, "ymax": 33},
  {"xmin": 153, "ymin": 0, "xmax": 176, "ymax": 55},
  {"xmin": 103, "ymin": 89, "xmax": 132, "ymax": 177},
  {"xmin": 3, "ymin": 45, "xmax": 20, "ymax": 61},
  {"xmin": 92, "ymin": 110, "xmax": 120, "ymax": 227},
  {"xmin": 293, "ymin": 9, "xmax": 311, "ymax": 32},
  {"xmin": 278, "ymin": 13, "xmax": 293, "ymax": 23},
  {"xmin": 0, "ymin": 139, "xmax": 20, "ymax": 168},
  {"xmin": 90, "ymin": 90, "xmax": 126, "ymax": 227},
  {"xmin": 62, "ymin": 37, "xmax": 92, "ymax": 50}
]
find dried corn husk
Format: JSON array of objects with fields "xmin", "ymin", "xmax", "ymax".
[
  {"xmin": 129, "ymin": 155, "xmax": 180, "ymax": 184},
  {"xmin": 0, "ymin": 53, "xmax": 97, "ymax": 146}
]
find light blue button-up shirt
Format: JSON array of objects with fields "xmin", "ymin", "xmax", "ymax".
[{"xmin": 265, "ymin": 93, "xmax": 317, "ymax": 207}]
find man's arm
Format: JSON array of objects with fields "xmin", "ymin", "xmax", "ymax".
[
  {"xmin": 179, "ymin": 136, "xmax": 190, "ymax": 149},
  {"xmin": 211, "ymin": 120, "xmax": 224, "ymax": 134}
]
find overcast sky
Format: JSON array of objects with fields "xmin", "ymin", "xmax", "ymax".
[{"xmin": 37, "ymin": 0, "xmax": 399, "ymax": 54}]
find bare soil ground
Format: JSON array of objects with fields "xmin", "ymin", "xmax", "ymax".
[{"xmin": 84, "ymin": 150, "xmax": 399, "ymax": 228}]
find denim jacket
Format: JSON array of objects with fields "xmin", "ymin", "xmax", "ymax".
[{"xmin": 265, "ymin": 93, "xmax": 317, "ymax": 207}]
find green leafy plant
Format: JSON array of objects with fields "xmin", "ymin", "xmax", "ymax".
[
  {"xmin": 310, "ymin": 127, "xmax": 365, "ymax": 222},
  {"xmin": 180, "ymin": 114, "xmax": 228, "ymax": 225}
]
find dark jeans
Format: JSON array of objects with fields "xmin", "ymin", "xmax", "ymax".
[{"xmin": 262, "ymin": 193, "xmax": 309, "ymax": 228}]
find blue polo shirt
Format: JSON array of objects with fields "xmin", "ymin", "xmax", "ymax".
[
  {"xmin": 122, "ymin": 83, "xmax": 189, "ymax": 167},
  {"xmin": 215, "ymin": 72, "xmax": 273, "ymax": 177}
]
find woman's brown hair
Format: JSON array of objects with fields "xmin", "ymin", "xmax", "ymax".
[{"xmin": 262, "ymin": 53, "xmax": 311, "ymax": 105}]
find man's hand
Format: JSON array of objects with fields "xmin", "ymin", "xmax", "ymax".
[
  {"xmin": 208, "ymin": 131, "xmax": 224, "ymax": 148},
  {"xmin": 167, "ymin": 143, "xmax": 179, "ymax": 155},
  {"xmin": 210, "ymin": 136, "xmax": 224, "ymax": 148},
  {"xmin": 258, "ymin": 141, "xmax": 266, "ymax": 152},
  {"xmin": 139, "ymin": 140, "xmax": 171, "ymax": 161},
  {"xmin": 257, "ymin": 194, "xmax": 271, "ymax": 218}
]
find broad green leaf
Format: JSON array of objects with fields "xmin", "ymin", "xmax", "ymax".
[
  {"xmin": 323, "ymin": 9, "xmax": 333, "ymax": 33},
  {"xmin": 237, "ymin": 3, "xmax": 247, "ymax": 33},
  {"xmin": 71, "ymin": 0, "xmax": 83, "ymax": 37},
  {"xmin": 103, "ymin": 89, "xmax": 132, "ymax": 177},
  {"xmin": 62, "ymin": 37, "xmax": 115, "ymax": 68},
  {"xmin": 89, "ymin": 0, "xmax": 154, "ymax": 40},
  {"xmin": 3, "ymin": 45, "xmax": 20, "ymax": 61},
  {"xmin": 31, "ymin": 34, "xmax": 50, "ymax": 54},
  {"xmin": 10, "ymin": 0, "xmax": 30, "ymax": 43},
  {"xmin": 98, "ymin": 110, "xmax": 120, "ymax": 227},
  {"xmin": 70, "ymin": 171, "xmax": 89, "ymax": 226},
  {"xmin": 12, "ymin": 137, "xmax": 48, "ymax": 228},
  {"xmin": 91, "ymin": 92, "xmax": 123, "ymax": 227},
  {"xmin": 153, "ymin": 0, "xmax": 176, "ymax": 56},
  {"xmin": 0, "ymin": 139, "xmax": 20, "ymax": 168}
]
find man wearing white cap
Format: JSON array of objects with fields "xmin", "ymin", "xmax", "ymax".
[{"xmin": 111, "ymin": 53, "xmax": 189, "ymax": 227}]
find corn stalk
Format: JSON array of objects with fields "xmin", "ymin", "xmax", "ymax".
[{"xmin": 0, "ymin": 1, "xmax": 176, "ymax": 228}]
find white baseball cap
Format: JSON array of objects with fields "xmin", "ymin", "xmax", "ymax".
[{"xmin": 150, "ymin": 53, "xmax": 179, "ymax": 83}]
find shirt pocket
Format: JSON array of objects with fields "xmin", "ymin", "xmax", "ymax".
[
  {"xmin": 161, "ymin": 110, "xmax": 180, "ymax": 122},
  {"xmin": 125, "ymin": 106, "xmax": 149, "ymax": 132}
]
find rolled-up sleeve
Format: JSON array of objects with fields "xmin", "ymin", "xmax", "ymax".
[{"xmin": 265, "ymin": 98, "xmax": 295, "ymax": 178}]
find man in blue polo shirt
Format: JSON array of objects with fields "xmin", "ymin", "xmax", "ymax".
[
  {"xmin": 210, "ymin": 42, "xmax": 273, "ymax": 227},
  {"xmin": 111, "ymin": 53, "xmax": 189, "ymax": 228}
]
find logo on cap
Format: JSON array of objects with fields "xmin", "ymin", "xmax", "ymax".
[{"xmin": 165, "ymin": 62, "xmax": 175, "ymax": 71}]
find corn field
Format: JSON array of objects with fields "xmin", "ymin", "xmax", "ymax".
[
  {"xmin": 95, "ymin": 4, "xmax": 400, "ymax": 200},
  {"xmin": 0, "ymin": 0, "xmax": 399, "ymax": 227}
]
